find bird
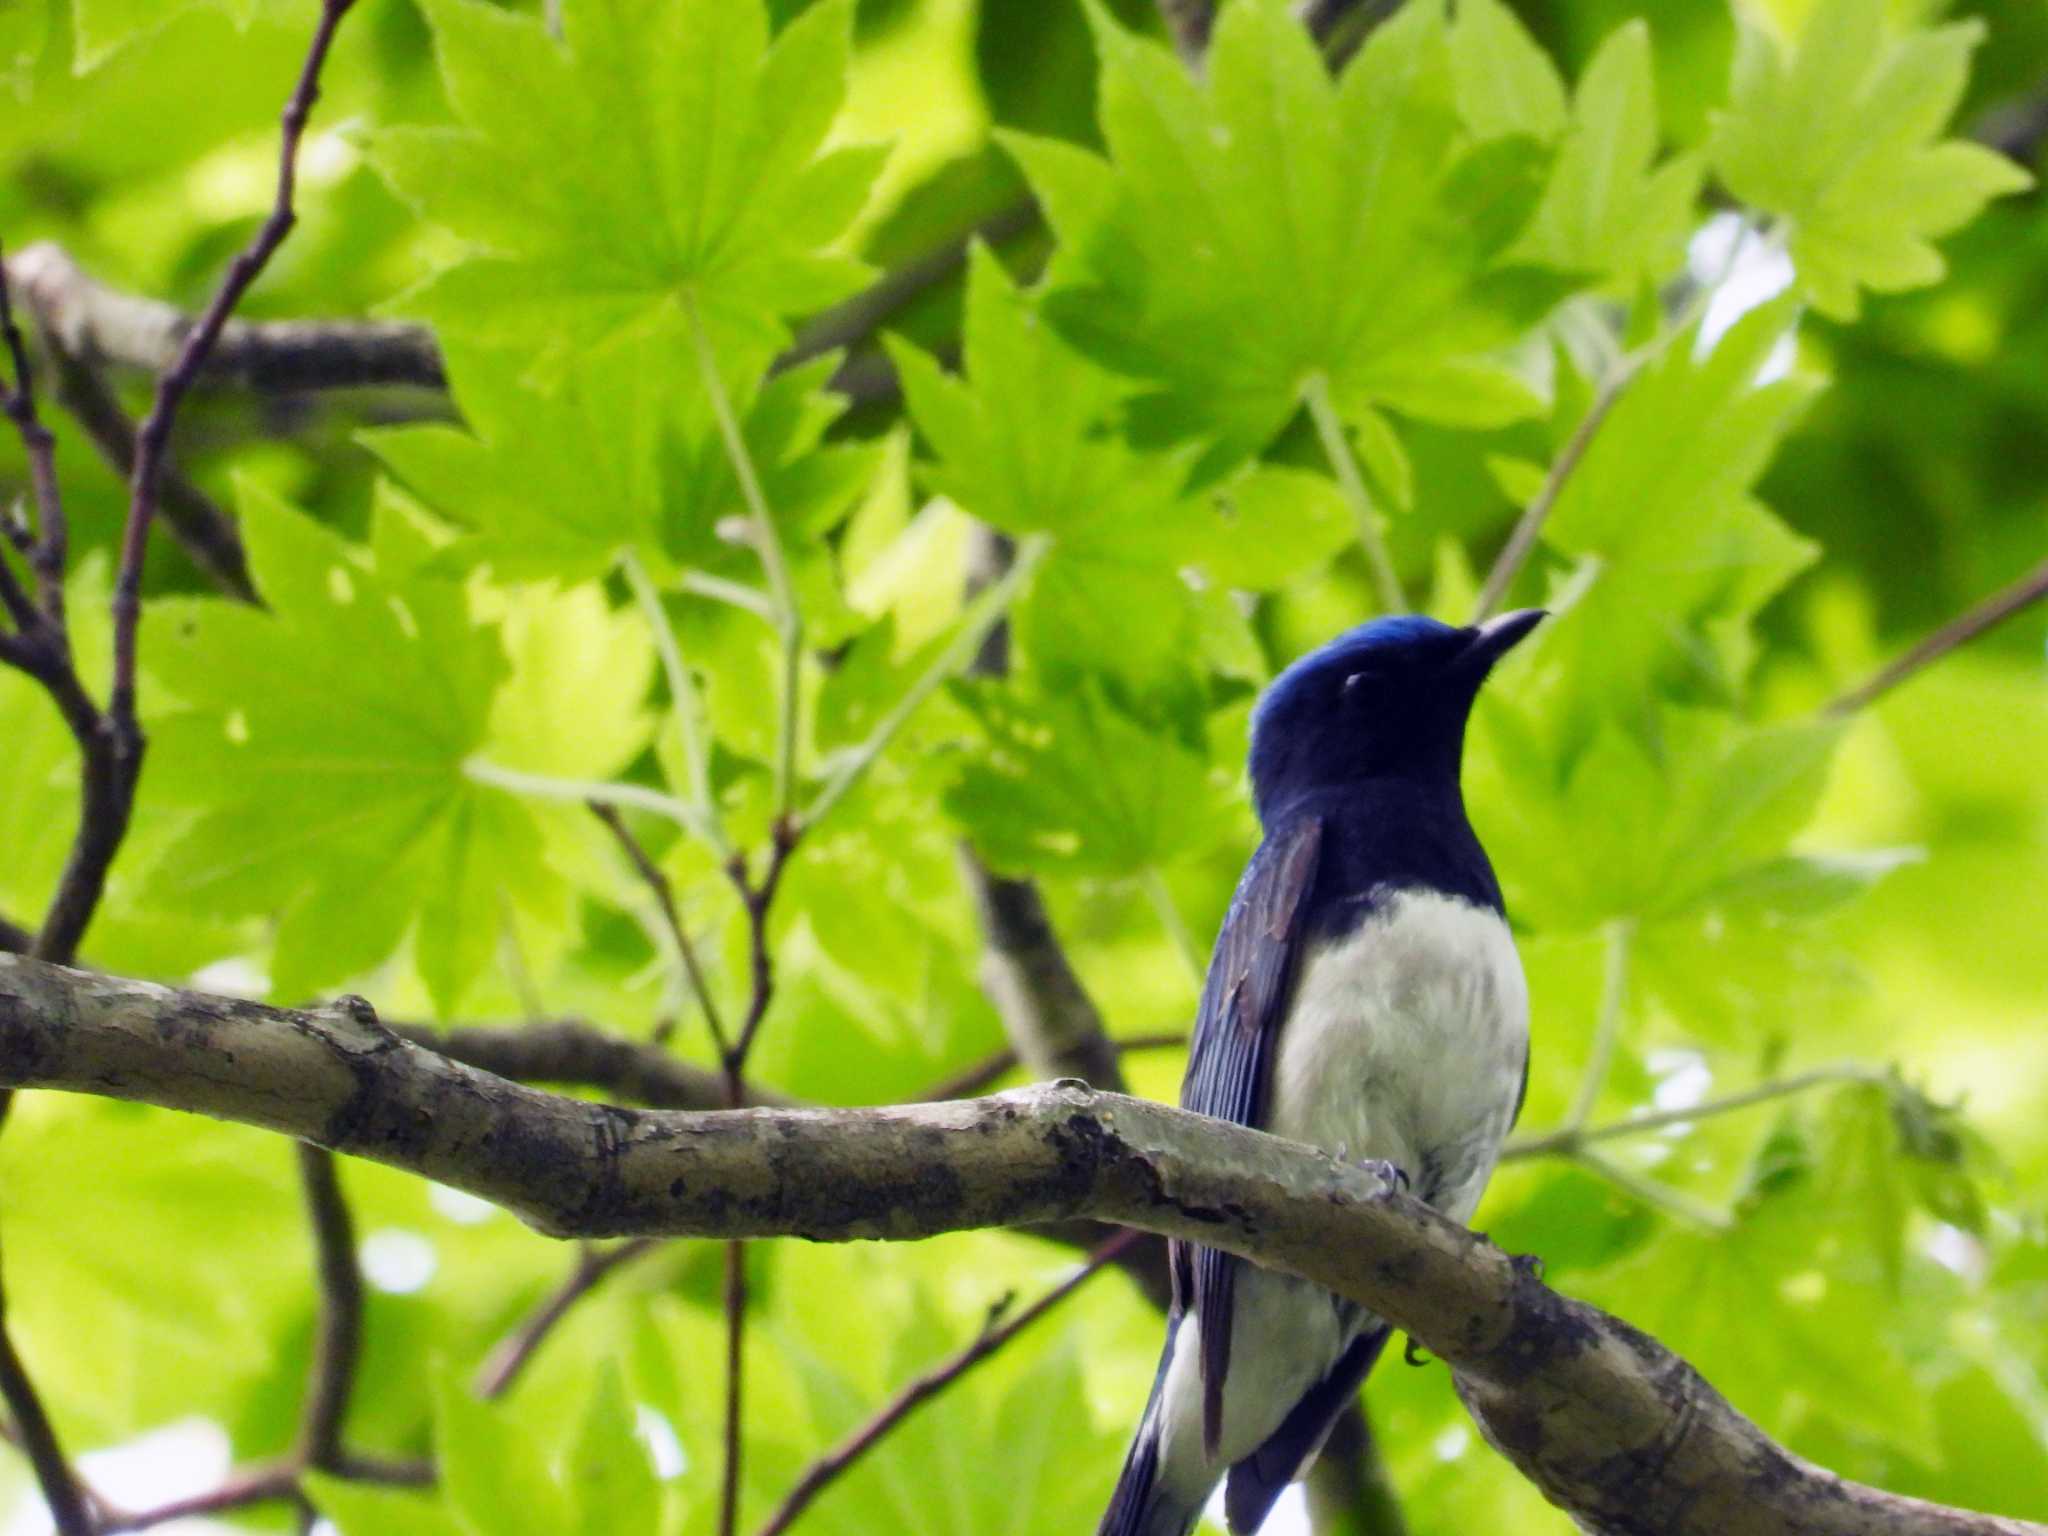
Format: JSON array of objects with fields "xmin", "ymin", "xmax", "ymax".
[{"xmin": 1098, "ymin": 609, "xmax": 1546, "ymax": 1536}]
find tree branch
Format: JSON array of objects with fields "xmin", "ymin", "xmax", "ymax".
[{"xmin": 4, "ymin": 958, "xmax": 2040, "ymax": 1536}]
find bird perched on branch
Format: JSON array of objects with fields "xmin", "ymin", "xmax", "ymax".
[{"xmin": 1099, "ymin": 610, "xmax": 1546, "ymax": 1536}]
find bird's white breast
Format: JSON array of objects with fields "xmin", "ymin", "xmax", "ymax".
[{"xmin": 1267, "ymin": 887, "xmax": 1528, "ymax": 1223}]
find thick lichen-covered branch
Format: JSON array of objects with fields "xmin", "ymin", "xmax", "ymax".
[{"xmin": 0, "ymin": 956, "xmax": 2039, "ymax": 1536}]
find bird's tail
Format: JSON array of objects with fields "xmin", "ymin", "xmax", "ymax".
[{"xmin": 1098, "ymin": 1326, "xmax": 1207, "ymax": 1536}]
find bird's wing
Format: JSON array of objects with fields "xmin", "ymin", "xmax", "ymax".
[{"xmin": 1176, "ymin": 813, "xmax": 1324, "ymax": 1459}]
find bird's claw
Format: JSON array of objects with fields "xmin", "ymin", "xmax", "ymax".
[
  {"xmin": 1510, "ymin": 1251, "xmax": 1547, "ymax": 1283},
  {"xmin": 1358, "ymin": 1159, "xmax": 1410, "ymax": 1197},
  {"xmin": 1403, "ymin": 1337, "xmax": 1431, "ymax": 1367}
]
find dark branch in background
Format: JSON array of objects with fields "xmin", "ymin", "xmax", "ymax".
[
  {"xmin": 1824, "ymin": 553, "xmax": 2048, "ymax": 716},
  {"xmin": 755, "ymin": 1230, "xmax": 1144, "ymax": 1536},
  {"xmin": 0, "ymin": 1232, "xmax": 93, "ymax": 1535},
  {"xmin": 295, "ymin": 1146, "xmax": 363, "ymax": 1470},
  {"xmin": 0, "ymin": 912, "xmax": 32, "ymax": 956},
  {"xmin": 6, "ymin": 960, "xmax": 2043, "ymax": 1536},
  {"xmin": 4, "ymin": 243, "xmax": 443, "ymax": 394},
  {"xmin": 1303, "ymin": 1406, "xmax": 1410, "ymax": 1536},
  {"xmin": 1155, "ymin": 0, "xmax": 1215, "ymax": 65},
  {"xmin": 959, "ymin": 857, "xmax": 1128, "ymax": 1089},
  {"xmin": 404, "ymin": 1020, "xmax": 785, "ymax": 1111},
  {"xmin": 36, "ymin": 340, "xmax": 253, "ymax": 602},
  {"xmin": 781, "ymin": 201, "xmax": 1039, "ymax": 376}
]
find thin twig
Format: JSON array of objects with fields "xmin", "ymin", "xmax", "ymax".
[
  {"xmin": 1474, "ymin": 221, "xmax": 1761, "ymax": 622},
  {"xmin": 720, "ymin": 1236, "xmax": 748, "ymax": 1536},
  {"xmin": 36, "ymin": 338, "xmax": 254, "ymax": 602},
  {"xmin": 474, "ymin": 1239, "xmax": 661, "ymax": 1399},
  {"xmin": 1824, "ymin": 553, "xmax": 2048, "ymax": 717},
  {"xmin": 0, "ymin": 241, "xmax": 64, "ymax": 622},
  {"xmin": 754, "ymin": 1230, "xmax": 1142, "ymax": 1536},
  {"xmin": 1304, "ymin": 372, "xmax": 1405, "ymax": 613},
  {"xmin": 588, "ymin": 802, "xmax": 732, "ymax": 1060},
  {"xmin": 38, "ymin": 0, "xmax": 358, "ymax": 969},
  {"xmin": 1505, "ymin": 1065, "xmax": 1892, "ymax": 1162},
  {"xmin": 1472, "ymin": 364, "xmax": 1637, "ymax": 621},
  {"xmin": 0, "ymin": 1232, "xmax": 92, "ymax": 1535},
  {"xmin": 295, "ymin": 1145, "xmax": 363, "ymax": 1470}
]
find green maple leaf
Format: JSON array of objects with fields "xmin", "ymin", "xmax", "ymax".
[
  {"xmin": 142, "ymin": 484, "xmax": 551, "ymax": 1015},
  {"xmin": 1005, "ymin": 0, "xmax": 1570, "ymax": 468},
  {"xmin": 1534, "ymin": 301, "xmax": 1820, "ymax": 719},
  {"xmin": 1503, "ymin": 18, "xmax": 1704, "ymax": 291},
  {"xmin": 375, "ymin": 0, "xmax": 884, "ymax": 374},
  {"xmin": 364, "ymin": 339, "xmax": 875, "ymax": 585},
  {"xmin": 946, "ymin": 678, "xmax": 1237, "ymax": 879},
  {"xmin": 1710, "ymin": 0, "xmax": 2031, "ymax": 320}
]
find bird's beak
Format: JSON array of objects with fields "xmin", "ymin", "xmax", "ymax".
[{"xmin": 1458, "ymin": 608, "xmax": 1546, "ymax": 675}]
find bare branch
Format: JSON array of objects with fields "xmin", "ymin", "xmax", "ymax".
[
  {"xmin": 4, "ymin": 956, "xmax": 2041, "ymax": 1536},
  {"xmin": 474, "ymin": 1238, "xmax": 660, "ymax": 1399},
  {"xmin": 755, "ymin": 1230, "xmax": 1142, "ymax": 1536},
  {"xmin": 111, "ymin": 0, "xmax": 359, "ymax": 722},
  {"xmin": 295, "ymin": 1145, "xmax": 363, "ymax": 1469},
  {"xmin": 0, "ymin": 1229, "xmax": 92, "ymax": 1535},
  {"xmin": 1824, "ymin": 553, "xmax": 2048, "ymax": 717},
  {"xmin": 589, "ymin": 803, "xmax": 732, "ymax": 1061}
]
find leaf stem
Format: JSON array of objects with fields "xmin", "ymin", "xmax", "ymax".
[
  {"xmin": 803, "ymin": 535, "xmax": 1048, "ymax": 831},
  {"xmin": 1305, "ymin": 372, "xmax": 1406, "ymax": 613},
  {"xmin": 680, "ymin": 571, "xmax": 778, "ymax": 623},
  {"xmin": 621, "ymin": 550, "xmax": 728, "ymax": 857},
  {"xmin": 1565, "ymin": 919, "xmax": 1635, "ymax": 1132},
  {"xmin": 1143, "ymin": 868, "xmax": 1205, "ymax": 985},
  {"xmin": 1506, "ymin": 1064, "xmax": 1892, "ymax": 1161},
  {"xmin": 464, "ymin": 758, "xmax": 708, "ymax": 840},
  {"xmin": 684, "ymin": 292, "xmax": 802, "ymax": 818},
  {"xmin": 1570, "ymin": 1147, "xmax": 1731, "ymax": 1231}
]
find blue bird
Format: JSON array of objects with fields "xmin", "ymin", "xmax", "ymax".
[{"xmin": 1098, "ymin": 609, "xmax": 1546, "ymax": 1536}]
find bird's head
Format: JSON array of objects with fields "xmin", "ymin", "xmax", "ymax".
[{"xmin": 1247, "ymin": 610, "xmax": 1545, "ymax": 821}]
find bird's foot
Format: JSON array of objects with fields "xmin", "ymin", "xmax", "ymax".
[
  {"xmin": 1403, "ymin": 1337, "xmax": 1431, "ymax": 1367},
  {"xmin": 1510, "ymin": 1251, "xmax": 1547, "ymax": 1283},
  {"xmin": 1357, "ymin": 1159, "xmax": 1410, "ymax": 1197}
]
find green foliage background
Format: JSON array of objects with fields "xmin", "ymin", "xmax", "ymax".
[{"xmin": 2, "ymin": 0, "xmax": 2046, "ymax": 1531}]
